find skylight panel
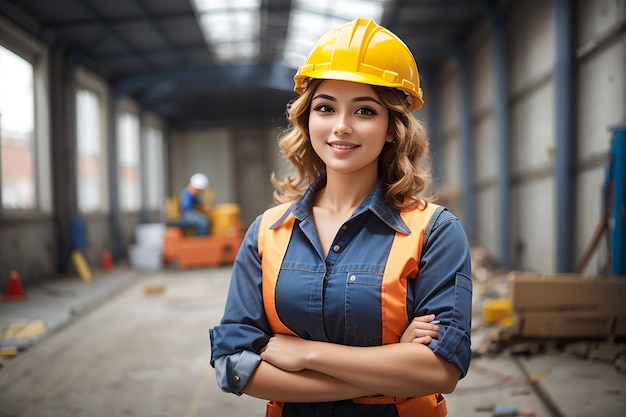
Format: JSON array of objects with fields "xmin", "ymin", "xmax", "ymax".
[
  {"xmin": 281, "ymin": 0, "xmax": 390, "ymax": 69},
  {"xmin": 192, "ymin": 0, "xmax": 261, "ymax": 64}
]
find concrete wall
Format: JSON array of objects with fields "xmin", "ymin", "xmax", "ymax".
[
  {"xmin": 170, "ymin": 129, "xmax": 236, "ymax": 206},
  {"xmin": 508, "ymin": 0, "xmax": 556, "ymax": 272},
  {"xmin": 432, "ymin": 0, "xmax": 625, "ymax": 273},
  {"xmin": 170, "ymin": 126, "xmax": 287, "ymax": 227},
  {"xmin": 0, "ymin": 15, "xmax": 56, "ymax": 285},
  {"xmin": 575, "ymin": 0, "xmax": 626, "ymax": 274}
]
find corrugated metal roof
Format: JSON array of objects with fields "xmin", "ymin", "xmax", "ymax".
[{"xmin": 1, "ymin": 0, "xmax": 500, "ymax": 129}]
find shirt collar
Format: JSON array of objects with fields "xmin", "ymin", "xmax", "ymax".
[{"xmin": 270, "ymin": 174, "xmax": 411, "ymax": 235}]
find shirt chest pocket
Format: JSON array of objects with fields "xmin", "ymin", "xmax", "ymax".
[{"xmin": 344, "ymin": 272, "xmax": 383, "ymax": 343}]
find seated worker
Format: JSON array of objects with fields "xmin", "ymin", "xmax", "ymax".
[{"xmin": 177, "ymin": 173, "xmax": 211, "ymax": 236}]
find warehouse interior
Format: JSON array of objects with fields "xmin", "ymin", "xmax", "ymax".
[{"xmin": 0, "ymin": 0, "xmax": 625, "ymax": 416}]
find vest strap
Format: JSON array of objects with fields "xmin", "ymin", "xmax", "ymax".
[
  {"xmin": 381, "ymin": 203, "xmax": 439, "ymax": 344},
  {"xmin": 258, "ymin": 203, "xmax": 297, "ymax": 336}
]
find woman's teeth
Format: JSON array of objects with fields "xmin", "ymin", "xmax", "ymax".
[{"xmin": 330, "ymin": 144, "xmax": 357, "ymax": 150}]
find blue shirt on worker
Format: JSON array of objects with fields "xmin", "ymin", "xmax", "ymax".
[
  {"xmin": 180, "ymin": 188, "xmax": 202, "ymax": 213},
  {"xmin": 178, "ymin": 188, "xmax": 210, "ymax": 236},
  {"xmin": 210, "ymin": 175, "xmax": 472, "ymax": 414}
]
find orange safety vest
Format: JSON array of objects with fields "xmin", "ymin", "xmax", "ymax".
[{"xmin": 258, "ymin": 202, "xmax": 447, "ymax": 417}]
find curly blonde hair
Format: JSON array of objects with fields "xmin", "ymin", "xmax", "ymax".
[{"xmin": 271, "ymin": 79, "xmax": 433, "ymax": 211}]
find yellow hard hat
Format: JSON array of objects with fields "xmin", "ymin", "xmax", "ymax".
[{"xmin": 294, "ymin": 18, "xmax": 423, "ymax": 110}]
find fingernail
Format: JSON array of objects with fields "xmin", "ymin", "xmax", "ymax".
[{"xmin": 429, "ymin": 320, "xmax": 440, "ymax": 325}]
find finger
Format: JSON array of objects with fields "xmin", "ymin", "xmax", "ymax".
[
  {"xmin": 412, "ymin": 314, "xmax": 436, "ymax": 324},
  {"xmin": 411, "ymin": 329, "xmax": 439, "ymax": 339},
  {"xmin": 411, "ymin": 336, "xmax": 432, "ymax": 344}
]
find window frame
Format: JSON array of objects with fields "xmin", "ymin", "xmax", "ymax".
[
  {"xmin": 143, "ymin": 113, "xmax": 166, "ymax": 213},
  {"xmin": 75, "ymin": 67, "xmax": 110, "ymax": 214},
  {"xmin": 117, "ymin": 100, "xmax": 142, "ymax": 213},
  {"xmin": 0, "ymin": 15, "xmax": 51, "ymax": 217}
]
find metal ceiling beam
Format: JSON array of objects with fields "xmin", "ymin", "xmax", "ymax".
[
  {"xmin": 113, "ymin": 63, "xmax": 295, "ymax": 97},
  {"xmin": 134, "ymin": 0, "xmax": 185, "ymax": 65},
  {"xmin": 42, "ymin": 11, "xmax": 197, "ymax": 28},
  {"xmin": 259, "ymin": 0, "xmax": 292, "ymax": 62},
  {"xmin": 91, "ymin": 44, "xmax": 208, "ymax": 64},
  {"xmin": 0, "ymin": 0, "xmax": 57, "ymax": 44},
  {"xmin": 74, "ymin": 0, "xmax": 154, "ymax": 69},
  {"xmin": 397, "ymin": 0, "xmax": 491, "ymax": 11}
]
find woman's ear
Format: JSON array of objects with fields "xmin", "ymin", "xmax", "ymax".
[{"xmin": 385, "ymin": 136, "xmax": 397, "ymax": 145}]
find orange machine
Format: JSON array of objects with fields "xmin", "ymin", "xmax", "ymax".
[{"xmin": 163, "ymin": 192, "xmax": 245, "ymax": 269}]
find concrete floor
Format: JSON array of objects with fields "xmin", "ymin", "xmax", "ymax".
[
  {"xmin": 0, "ymin": 268, "xmax": 265, "ymax": 417},
  {"xmin": 1, "ymin": 267, "xmax": 625, "ymax": 417}
]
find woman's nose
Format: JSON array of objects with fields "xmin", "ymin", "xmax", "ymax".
[{"xmin": 332, "ymin": 114, "xmax": 352, "ymax": 135}]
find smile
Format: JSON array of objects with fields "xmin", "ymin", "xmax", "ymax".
[{"xmin": 329, "ymin": 143, "xmax": 359, "ymax": 150}]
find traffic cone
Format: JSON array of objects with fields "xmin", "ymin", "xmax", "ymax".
[
  {"xmin": 100, "ymin": 249, "xmax": 114, "ymax": 271},
  {"xmin": 4, "ymin": 270, "xmax": 26, "ymax": 302}
]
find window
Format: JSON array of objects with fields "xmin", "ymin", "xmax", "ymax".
[
  {"xmin": 76, "ymin": 88, "xmax": 104, "ymax": 213},
  {"xmin": 0, "ymin": 46, "xmax": 35, "ymax": 210},
  {"xmin": 145, "ymin": 125, "xmax": 165, "ymax": 211},
  {"xmin": 117, "ymin": 111, "xmax": 141, "ymax": 211}
]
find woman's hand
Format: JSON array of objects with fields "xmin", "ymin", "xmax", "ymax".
[
  {"xmin": 260, "ymin": 334, "xmax": 316, "ymax": 372},
  {"xmin": 400, "ymin": 314, "xmax": 439, "ymax": 344}
]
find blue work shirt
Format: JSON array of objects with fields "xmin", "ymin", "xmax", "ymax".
[
  {"xmin": 180, "ymin": 188, "xmax": 202, "ymax": 213},
  {"xmin": 210, "ymin": 175, "xmax": 472, "ymax": 416}
]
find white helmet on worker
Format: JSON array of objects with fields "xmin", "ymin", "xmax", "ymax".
[{"xmin": 190, "ymin": 173, "xmax": 209, "ymax": 190}]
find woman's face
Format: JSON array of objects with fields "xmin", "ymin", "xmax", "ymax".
[{"xmin": 308, "ymin": 80, "xmax": 391, "ymax": 177}]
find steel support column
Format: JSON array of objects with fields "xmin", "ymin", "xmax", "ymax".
[
  {"xmin": 421, "ymin": 65, "xmax": 444, "ymax": 187},
  {"xmin": 457, "ymin": 49, "xmax": 477, "ymax": 241},
  {"xmin": 609, "ymin": 126, "xmax": 626, "ymax": 275},
  {"xmin": 108, "ymin": 95, "xmax": 123, "ymax": 259},
  {"xmin": 553, "ymin": 0, "xmax": 576, "ymax": 272},
  {"xmin": 489, "ymin": 11, "xmax": 513, "ymax": 267},
  {"xmin": 139, "ymin": 109, "xmax": 148, "ymax": 223}
]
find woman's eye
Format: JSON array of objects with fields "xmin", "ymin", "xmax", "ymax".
[
  {"xmin": 355, "ymin": 107, "xmax": 376, "ymax": 116},
  {"xmin": 313, "ymin": 104, "xmax": 334, "ymax": 113}
]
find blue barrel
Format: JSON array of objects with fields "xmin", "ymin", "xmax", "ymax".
[{"xmin": 71, "ymin": 216, "xmax": 87, "ymax": 253}]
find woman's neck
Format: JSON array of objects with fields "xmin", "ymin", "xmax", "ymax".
[{"xmin": 315, "ymin": 171, "xmax": 378, "ymax": 216}]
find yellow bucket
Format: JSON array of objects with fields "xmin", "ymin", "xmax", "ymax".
[
  {"xmin": 211, "ymin": 203, "xmax": 241, "ymax": 237},
  {"xmin": 482, "ymin": 298, "xmax": 512, "ymax": 324}
]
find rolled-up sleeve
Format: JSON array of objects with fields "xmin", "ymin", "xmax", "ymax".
[
  {"xmin": 410, "ymin": 208, "xmax": 472, "ymax": 378},
  {"xmin": 212, "ymin": 350, "xmax": 261, "ymax": 395},
  {"xmin": 209, "ymin": 215, "xmax": 272, "ymax": 393}
]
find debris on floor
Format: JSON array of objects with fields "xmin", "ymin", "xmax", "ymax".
[
  {"xmin": 0, "ymin": 319, "xmax": 47, "ymax": 341},
  {"xmin": 144, "ymin": 285, "xmax": 165, "ymax": 296},
  {"xmin": 469, "ymin": 243, "xmax": 626, "ymax": 373},
  {"xmin": 0, "ymin": 346, "xmax": 19, "ymax": 359}
]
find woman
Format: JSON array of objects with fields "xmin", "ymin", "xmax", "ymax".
[{"xmin": 210, "ymin": 18, "xmax": 472, "ymax": 417}]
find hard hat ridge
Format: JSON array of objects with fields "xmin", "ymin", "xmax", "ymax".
[{"xmin": 294, "ymin": 17, "xmax": 423, "ymax": 110}]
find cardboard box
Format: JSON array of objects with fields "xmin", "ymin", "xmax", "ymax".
[
  {"xmin": 508, "ymin": 272, "xmax": 626, "ymax": 338},
  {"xmin": 515, "ymin": 312, "xmax": 615, "ymax": 338},
  {"xmin": 616, "ymin": 316, "xmax": 626, "ymax": 337},
  {"xmin": 509, "ymin": 272, "xmax": 626, "ymax": 314}
]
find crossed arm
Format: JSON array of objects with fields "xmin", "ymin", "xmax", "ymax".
[{"xmin": 242, "ymin": 314, "xmax": 461, "ymax": 403}]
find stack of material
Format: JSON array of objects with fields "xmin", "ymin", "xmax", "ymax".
[
  {"xmin": 509, "ymin": 272, "xmax": 626, "ymax": 339},
  {"xmin": 128, "ymin": 223, "xmax": 166, "ymax": 270}
]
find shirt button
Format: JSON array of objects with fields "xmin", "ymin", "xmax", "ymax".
[
  {"xmin": 233, "ymin": 375, "xmax": 240, "ymax": 383},
  {"xmin": 349, "ymin": 275, "xmax": 356, "ymax": 282},
  {"xmin": 341, "ymin": 225, "xmax": 348, "ymax": 231},
  {"xmin": 333, "ymin": 244, "xmax": 341, "ymax": 252}
]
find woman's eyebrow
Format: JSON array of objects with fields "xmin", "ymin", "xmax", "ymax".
[
  {"xmin": 353, "ymin": 96, "xmax": 383, "ymax": 106},
  {"xmin": 312, "ymin": 93, "xmax": 336, "ymax": 101},
  {"xmin": 312, "ymin": 94, "xmax": 382, "ymax": 106}
]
